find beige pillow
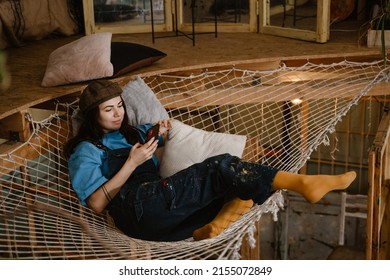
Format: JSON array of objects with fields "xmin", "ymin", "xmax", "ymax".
[
  {"xmin": 41, "ymin": 32, "xmax": 113, "ymax": 87},
  {"xmin": 159, "ymin": 120, "xmax": 247, "ymax": 178}
]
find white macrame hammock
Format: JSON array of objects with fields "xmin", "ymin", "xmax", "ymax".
[{"xmin": 0, "ymin": 59, "xmax": 389, "ymax": 259}]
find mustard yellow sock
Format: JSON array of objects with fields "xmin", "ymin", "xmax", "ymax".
[
  {"xmin": 192, "ymin": 198, "xmax": 254, "ymax": 241},
  {"xmin": 273, "ymin": 171, "xmax": 357, "ymax": 204}
]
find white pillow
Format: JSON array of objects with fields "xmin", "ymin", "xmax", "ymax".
[
  {"xmin": 121, "ymin": 76, "xmax": 169, "ymax": 126},
  {"xmin": 159, "ymin": 120, "xmax": 247, "ymax": 178},
  {"xmin": 41, "ymin": 32, "xmax": 113, "ymax": 87}
]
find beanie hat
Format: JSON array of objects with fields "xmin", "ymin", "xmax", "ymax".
[{"xmin": 79, "ymin": 80, "xmax": 122, "ymax": 114}]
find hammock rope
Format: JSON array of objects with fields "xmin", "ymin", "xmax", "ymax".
[{"xmin": 0, "ymin": 58, "xmax": 389, "ymax": 259}]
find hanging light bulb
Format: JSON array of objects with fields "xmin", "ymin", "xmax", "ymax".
[{"xmin": 291, "ymin": 98, "xmax": 303, "ymax": 105}]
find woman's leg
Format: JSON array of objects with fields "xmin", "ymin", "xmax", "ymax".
[
  {"xmin": 212, "ymin": 154, "xmax": 356, "ymax": 204},
  {"xmin": 192, "ymin": 156, "xmax": 356, "ymax": 240},
  {"xmin": 272, "ymin": 170, "xmax": 357, "ymax": 204}
]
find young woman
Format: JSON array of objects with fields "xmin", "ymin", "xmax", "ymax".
[{"xmin": 64, "ymin": 80, "xmax": 357, "ymax": 242}]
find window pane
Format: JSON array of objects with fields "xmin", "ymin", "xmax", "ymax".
[
  {"xmin": 182, "ymin": 0, "xmax": 250, "ymax": 24},
  {"xmin": 93, "ymin": 0, "xmax": 165, "ymax": 26},
  {"xmin": 269, "ymin": 0, "xmax": 317, "ymax": 32}
]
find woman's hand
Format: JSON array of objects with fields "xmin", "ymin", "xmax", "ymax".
[
  {"xmin": 158, "ymin": 119, "xmax": 172, "ymax": 136},
  {"xmin": 128, "ymin": 138, "xmax": 158, "ymax": 167},
  {"xmin": 87, "ymin": 139, "xmax": 158, "ymax": 213}
]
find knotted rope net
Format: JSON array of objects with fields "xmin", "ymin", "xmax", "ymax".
[{"xmin": 0, "ymin": 58, "xmax": 389, "ymax": 259}]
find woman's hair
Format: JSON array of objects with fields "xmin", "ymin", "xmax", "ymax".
[{"xmin": 63, "ymin": 97, "xmax": 140, "ymax": 159}]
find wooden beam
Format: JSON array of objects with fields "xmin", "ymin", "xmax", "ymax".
[
  {"xmin": 157, "ymin": 81, "xmax": 385, "ymax": 110},
  {"xmin": 369, "ymin": 82, "xmax": 390, "ymax": 96},
  {"xmin": 372, "ymin": 112, "xmax": 390, "ymax": 159},
  {"xmin": 367, "ymin": 111, "xmax": 390, "ymax": 259},
  {"xmin": 0, "ymin": 110, "xmax": 30, "ymax": 142},
  {"xmin": 367, "ymin": 150, "xmax": 375, "ymax": 259},
  {"xmin": 316, "ymin": 0, "xmax": 331, "ymax": 42},
  {"xmin": 82, "ymin": 0, "xmax": 95, "ymax": 35},
  {"xmin": 0, "ymin": 118, "xmax": 69, "ymax": 178}
]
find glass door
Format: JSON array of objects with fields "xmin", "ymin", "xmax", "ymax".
[
  {"xmin": 177, "ymin": 0, "xmax": 258, "ymax": 33},
  {"xmin": 83, "ymin": 0, "xmax": 269, "ymax": 35},
  {"xmin": 259, "ymin": 0, "xmax": 330, "ymax": 43},
  {"xmin": 83, "ymin": 0, "xmax": 172, "ymax": 34}
]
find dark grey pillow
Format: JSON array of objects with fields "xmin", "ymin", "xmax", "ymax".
[{"xmin": 111, "ymin": 42, "xmax": 166, "ymax": 77}]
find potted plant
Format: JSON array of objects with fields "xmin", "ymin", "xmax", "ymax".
[{"xmin": 366, "ymin": 0, "xmax": 390, "ymax": 61}]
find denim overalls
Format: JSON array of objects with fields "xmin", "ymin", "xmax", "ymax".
[{"xmin": 94, "ymin": 142, "xmax": 278, "ymax": 241}]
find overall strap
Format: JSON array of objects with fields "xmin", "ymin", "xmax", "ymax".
[{"xmin": 88, "ymin": 139, "xmax": 111, "ymax": 153}]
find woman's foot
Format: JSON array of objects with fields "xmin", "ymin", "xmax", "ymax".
[
  {"xmin": 301, "ymin": 171, "xmax": 357, "ymax": 203},
  {"xmin": 192, "ymin": 198, "xmax": 253, "ymax": 241},
  {"xmin": 273, "ymin": 171, "xmax": 357, "ymax": 204},
  {"xmin": 192, "ymin": 223, "xmax": 220, "ymax": 241}
]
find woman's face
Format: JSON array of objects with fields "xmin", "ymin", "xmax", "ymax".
[{"xmin": 97, "ymin": 96, "xmax": 125, "ymax": 133}]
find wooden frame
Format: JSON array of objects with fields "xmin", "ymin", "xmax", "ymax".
[
  {"xmin": 259, "ymin": 0, "xmax": 330, "ymax": 43},
  {"xmin": 83, "ymin": 0, "xmax": 258, "ymax": 35},
  {"xmin": 367, "ymin": 110, "xmax": 390, "ymax": 259}
]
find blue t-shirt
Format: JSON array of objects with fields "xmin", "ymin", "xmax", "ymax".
[{"xmin": 68, "ymin": 124, "xmax": 162, "ymax": 206}]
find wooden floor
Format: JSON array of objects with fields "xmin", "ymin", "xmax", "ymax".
[{"xmin": 0, "ymin": 18, "xmax": 385, "ymax": 121}]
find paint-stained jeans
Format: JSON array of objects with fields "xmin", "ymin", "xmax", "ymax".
[{"xmin": 105, "ymin": 148, "xmax": 279, "ymax": 241}]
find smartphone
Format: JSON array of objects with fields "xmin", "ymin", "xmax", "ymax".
[{"xmin": 145, "ymin": 123, "xmax": 160, "ymax": 143}]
